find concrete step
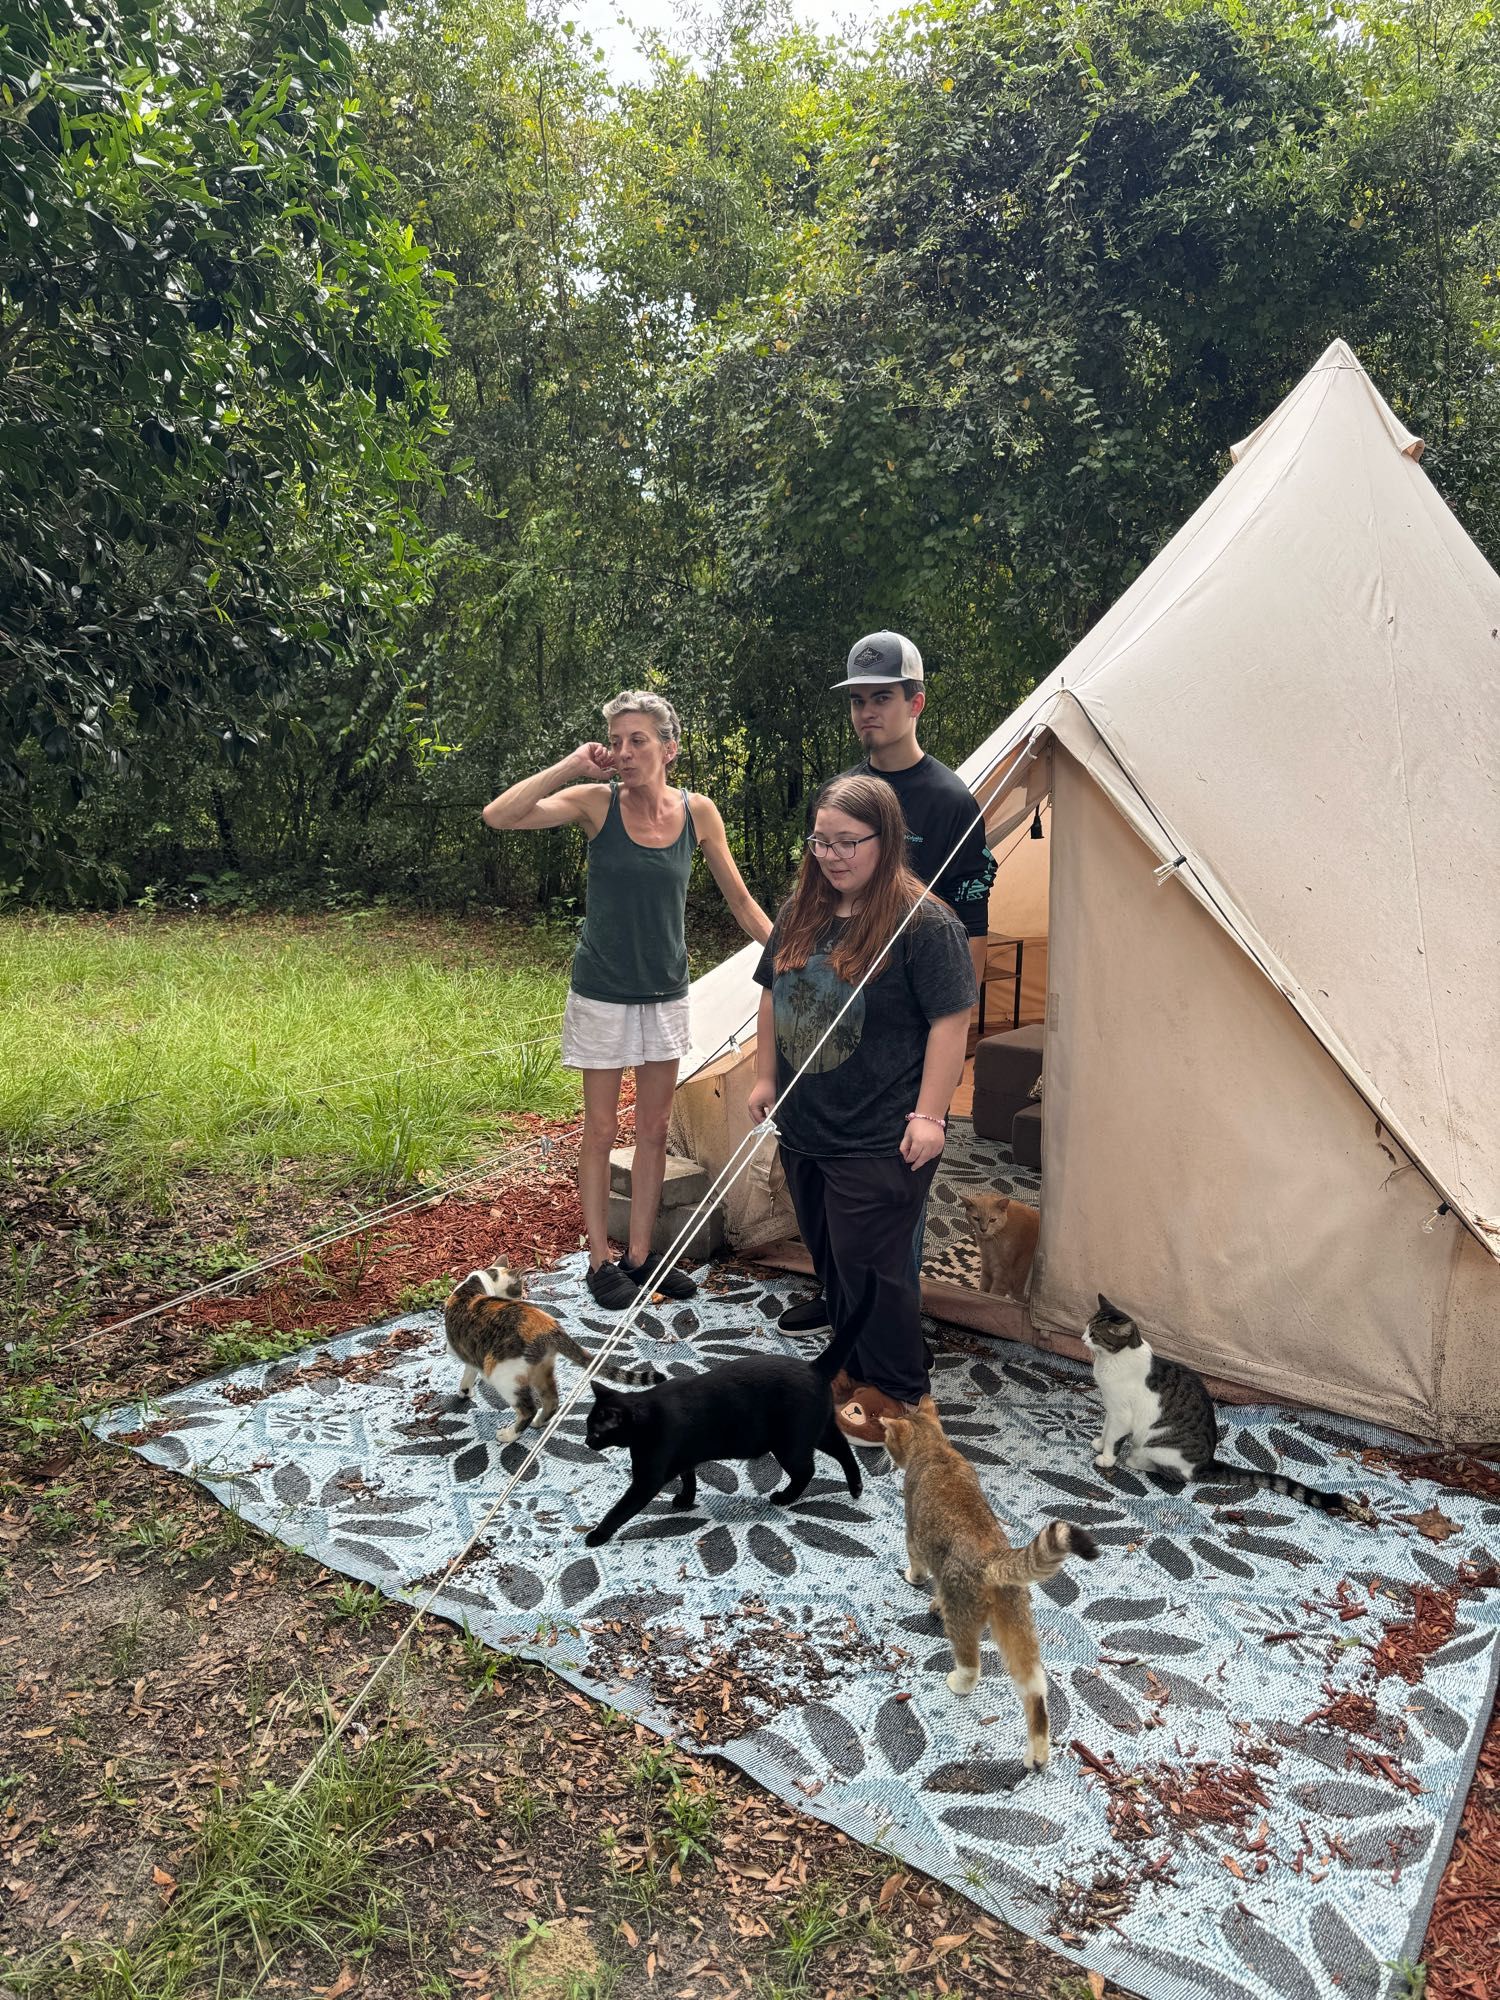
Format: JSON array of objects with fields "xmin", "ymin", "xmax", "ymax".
[
  {"xmin": 609, "ymin": 1146, "xmax": 709, "ymax": 1210},
  {"xmin": 607, "ymin": 1195, "xmax": 724, "ymax": 1261}
]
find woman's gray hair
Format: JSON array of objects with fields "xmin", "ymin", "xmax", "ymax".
[{"xmin": 601, "ymin": 689, "xmax": 681, "ymax": 751}]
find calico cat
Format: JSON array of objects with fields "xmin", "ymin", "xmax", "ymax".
[
  {"xmin": 959, "ymin": 1192, "xmax": 1040, "ymax": 1299},
  {"xmin": 582, "ymin": 1356, "xmax": 863, "ymax": 1546},
  {"xmin": 881, "ymin": 1398, "xmax": 1096, "ymax": 1768},
  {"xmin": 1084, "ymin": 1294, "xmax": 1359, "ymax": 1515},
  {"xmin": 444, "ymin": 1265, "xmax": 662, "ymax": 1443}
]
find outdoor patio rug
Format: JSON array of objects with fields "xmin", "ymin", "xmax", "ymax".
[{"xmin": 95, "ymin": 1254, "xmax": 1500, "ymax": 2000}]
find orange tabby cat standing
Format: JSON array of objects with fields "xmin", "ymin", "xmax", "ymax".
[{"xmin": 881, "ymin": 1398, "xmax": 1096, "ymax": 1768}]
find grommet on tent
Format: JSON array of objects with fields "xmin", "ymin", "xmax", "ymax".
[
  {"xmin": 1152, "ymin": 854, "xmax": 1187, "ymax": 887},
  {"xmin": 1029, "ymin": 804, "xmax": 1045, "ymax": 840}
]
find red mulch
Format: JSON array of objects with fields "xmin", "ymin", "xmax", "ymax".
[
  {"xmin": 183, "ymin": 1105, "xmax": 625, "ymax": 1336},
  {"xmin": 1428, "ymin": 1705, "xmax": 1500, "ymax": 2000}
]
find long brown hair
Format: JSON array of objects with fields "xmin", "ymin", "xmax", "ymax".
[{"xmin": 774, "ymin": 773, "xmax": 926, "ymax": 986}]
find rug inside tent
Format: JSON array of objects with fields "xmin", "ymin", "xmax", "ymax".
[{"xmin": 95, "ymin": 1255, "xmax": 1500, "ymax": 2000}]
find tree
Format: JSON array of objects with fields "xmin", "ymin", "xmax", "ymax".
[{"xmin": 0, "ymin": 0, "xmax": 444, "ymax": 894}]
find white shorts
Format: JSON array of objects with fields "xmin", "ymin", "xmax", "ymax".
[{"xmin": 561, "ymin": 991, "xmax": 693, "ymax": 1071}]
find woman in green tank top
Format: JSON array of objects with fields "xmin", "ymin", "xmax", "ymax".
[{"xmin": 483, "ymin": 692, "xmax": 771, "ymax": 1309}]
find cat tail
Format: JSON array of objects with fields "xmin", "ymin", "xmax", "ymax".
[
  {"xmin": 987, "ymin": 1521, "xmax": 1100, "ymax": 1589},
  {"xmin": 546, "ymin": 1328, "xmax": 663, "ymax": 1389},
  {"xmin": 1200, "ymin": 1460, "xmax": 1352, "ymax": 1515}
]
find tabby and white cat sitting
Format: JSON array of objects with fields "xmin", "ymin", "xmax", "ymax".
[
  {"xmin": 444, "ymin": 1265, "xmax": 661, "ymax": 1443},
  {"xmin": 959, "ymin": 1192, "xmax": 1039, "ymax": 1299},
  {"xmin": 1083, "ymin": 1294, "xmax": 1363, "ymax": 1518},
  {"xmin": 881, "ymin": 1398, "xmax": 1096, "ymax": 1768}
]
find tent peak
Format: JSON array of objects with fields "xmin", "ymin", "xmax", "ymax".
[{"xmin": 1230, "ymin": 337, "xmax": 1425, "ymax": 466}]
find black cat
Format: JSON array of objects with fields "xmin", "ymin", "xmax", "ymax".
[
  {"xmin": 580, "ymin": 1276, "xmax": 883, "ymax": 1547},
  {"xmin": 582, "ymin": 1357, "xmax": 863, "ymax": 1545}
]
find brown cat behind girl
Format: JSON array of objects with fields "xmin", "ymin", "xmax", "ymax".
[
  {"xmin": 444, "ymin": 1264, "xmax": 662, "ymax": 1442},
  {"xmin": 881, "ymin": 1398, "xmax": 1096, "ymax": 1769},
  {"xmin": 959, "ymin": 1191, "xmax": 1039, "ymax": 1299}
]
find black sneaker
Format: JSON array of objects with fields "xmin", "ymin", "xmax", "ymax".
[
  {"xmin": 620, "ymin": 1256, "xmax": 698, "ymax": 1301},
  {"xmin": 586, "ymin": 1260, "xmax": 641, "ymax": 1310},
  {"xmin": 778, "ymin": 1295, "xmax": 830, "ymax": 1333}
]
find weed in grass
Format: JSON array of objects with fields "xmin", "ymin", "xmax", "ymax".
[
  {"xmin": 0, "ymin": 1771, "xmax": 24, "ymax": 1809},
  {"xmin": 607, "ymin": 1846, "xmax": 667, "ymax": 1925},
  {"xmin": 0, "ymin": 1377, "xmax": 81, "ymax": 1463},
  {"xmin": 1385, "ymin": 1962, "xmax": 1428, "ymax": 1999},
  {"xmin": 623, "ymin": 1743, "xmax": 674, "ymax": 1791},
  {"xmin": 206, "ymin": 1320, "xmax": 315, "ymax": 1369},
  {"xmin": 327, "ymin": 1582, "xmax": 385, "ymax": 1635},
  {"xmin": 496, "ymin": 1774, "xmax": 540, "ymax": 1841},
  {"xmin": 104, "ymin": 1601, "xmax": 149, "ymax": 1675},
  {"xmin": 187, "ymin": 1503, "xmax": 257, "ymax": 1560},
  {"xmin": 660, "ymin": 1776, "xmax": 717, "ymax": 1868},
  {"xmin": 397, "ymin": 1274, "xmax": 456, "ymax": 1311},
  {"xmin": 124, "ymin": 1501, "xmax": 192, "ymax": 1558},
  {"xmin": 772, "ymin": 1882, "xmax": 853, "ymax": 1990},
  {"xmin": 9, "ymin": 1712, "xmax": 433, "ymax": 2000},
  {"xmin": 459, "ymin": 1626, "xmax": 503, "ymax": 1695}
]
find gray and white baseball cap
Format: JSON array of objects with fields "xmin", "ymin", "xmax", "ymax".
[{"xmin": 830, "ymin": 630, "xmax": 925, "ymax": 690}]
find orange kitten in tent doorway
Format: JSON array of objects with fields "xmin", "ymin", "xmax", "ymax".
[{"xmin": 960, "ymin": 1192, "xmax": 1039, "ymax": 1299}]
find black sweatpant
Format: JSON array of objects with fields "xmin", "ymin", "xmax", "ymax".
[{"xmin": 779, "ymin": 1147, "xmax": 937, "ymax": 1407}]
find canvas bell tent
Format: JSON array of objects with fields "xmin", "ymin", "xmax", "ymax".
[{"xmin": 669, "ymin": 339, "xmax": 1500, "ymax": 1445}]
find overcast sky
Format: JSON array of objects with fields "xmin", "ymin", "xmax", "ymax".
[{"xmin": 560, "ymin": 0, "xmax": 893, "ymax": 82}]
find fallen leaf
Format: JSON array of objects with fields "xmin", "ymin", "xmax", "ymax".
[
  {"xmin": 878, "ymin": 1872, "xmax": 905, "ymax": 1909},
  {"xmin": 1088, "ymin": 1974, "xmax": 1107, "ymax": 1999},
  {"xmin": 312, "ymin": 1969, "xmax": 359, "ymax": 1999},
  {"xmin": 1221, "ymin": 1855, "xmax": 1245, "ymax": 1880},
  {"xmin": 151, "ymin": 1868, "xmax": 175, "ymax": 1889},
  {"xmin": 930, "ymin": 1931, "xmax": 972, "ymax": 1957},
  {"xmin": 1404, "ymin": 1505, "xmax": 1462, "ymax": 1543},
  {"xmin": 619, "ymin": 1921, "xmax": 639, "ymax": 1949}
]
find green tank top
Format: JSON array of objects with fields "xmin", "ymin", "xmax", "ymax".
[{"xmin": 570, "ymin": 783, "xmax": 698, "ymax": 1004}]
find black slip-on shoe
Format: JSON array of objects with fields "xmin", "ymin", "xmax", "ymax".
[
  {"xmin": 586, "ymin": 1260, "xmax": 641, "ymax": 1310},
  {"xmin": 620, "ymin": 1256, "xmax": 698, "ymax": 1301},
  {"xmin": 778, "ymin": 1295, "xmax": 831, "ymax": 1333}
]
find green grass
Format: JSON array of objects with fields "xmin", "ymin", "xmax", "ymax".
[
  {"xmin": 11, "ymin": 1712, "xmax": 432, "ymax": 2000},
  {"xmin": 0, "ymin": 910, "xmax": 578, "ymax": 1205}
]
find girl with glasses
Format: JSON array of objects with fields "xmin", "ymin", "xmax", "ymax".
[{"xmin": 748, "ymin": 774, "xmax": 976, "ymax": 1437}]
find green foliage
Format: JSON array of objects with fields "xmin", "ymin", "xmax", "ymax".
[
  {"xmin": 5, "ymin": 0, "xmax": 1498, "ymax": 907},
  {"xmin": 0, "ymin": 0, "xmax": 445, "ymax": 894}
]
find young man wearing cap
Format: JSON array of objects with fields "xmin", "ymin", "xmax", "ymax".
[{"xmin": 779, "ymin": 630, "xmax": 994, "ymax": 1336}]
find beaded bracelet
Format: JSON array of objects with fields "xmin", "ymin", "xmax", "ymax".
[{"xmin": 905, "ymin": 1111, "xmax": 946, "ymax": 1130}]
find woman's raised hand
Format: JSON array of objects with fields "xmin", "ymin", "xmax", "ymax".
[{"xmin": 567, "ymin": 742, "xmax": 615, "ymax": 779}]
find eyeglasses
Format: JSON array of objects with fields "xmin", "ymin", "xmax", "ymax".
[{"xmin": 807, "ymin": 833, "xmax": 879, "ymax": 861}]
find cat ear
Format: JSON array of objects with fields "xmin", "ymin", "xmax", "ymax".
[
  {"xmin": 917, "ymin": 1394, "xmax": 938, "ymax": 1414},
  {"xmin": 1097, "ymin": 1293, "xmax": 1113, "ymax": 1313},
  {"xmin": 591, "ymin": 1380, "xmax": 621, "ymax": 1401}
]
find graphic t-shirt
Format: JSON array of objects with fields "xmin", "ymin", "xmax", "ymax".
[
  {"xmin": 849, "ymin": 753, "xmax": 996, "ymax": 938},
  {"xmin": 752, "ymin": 902, "xmax": 976, "ymax": 1156}
]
